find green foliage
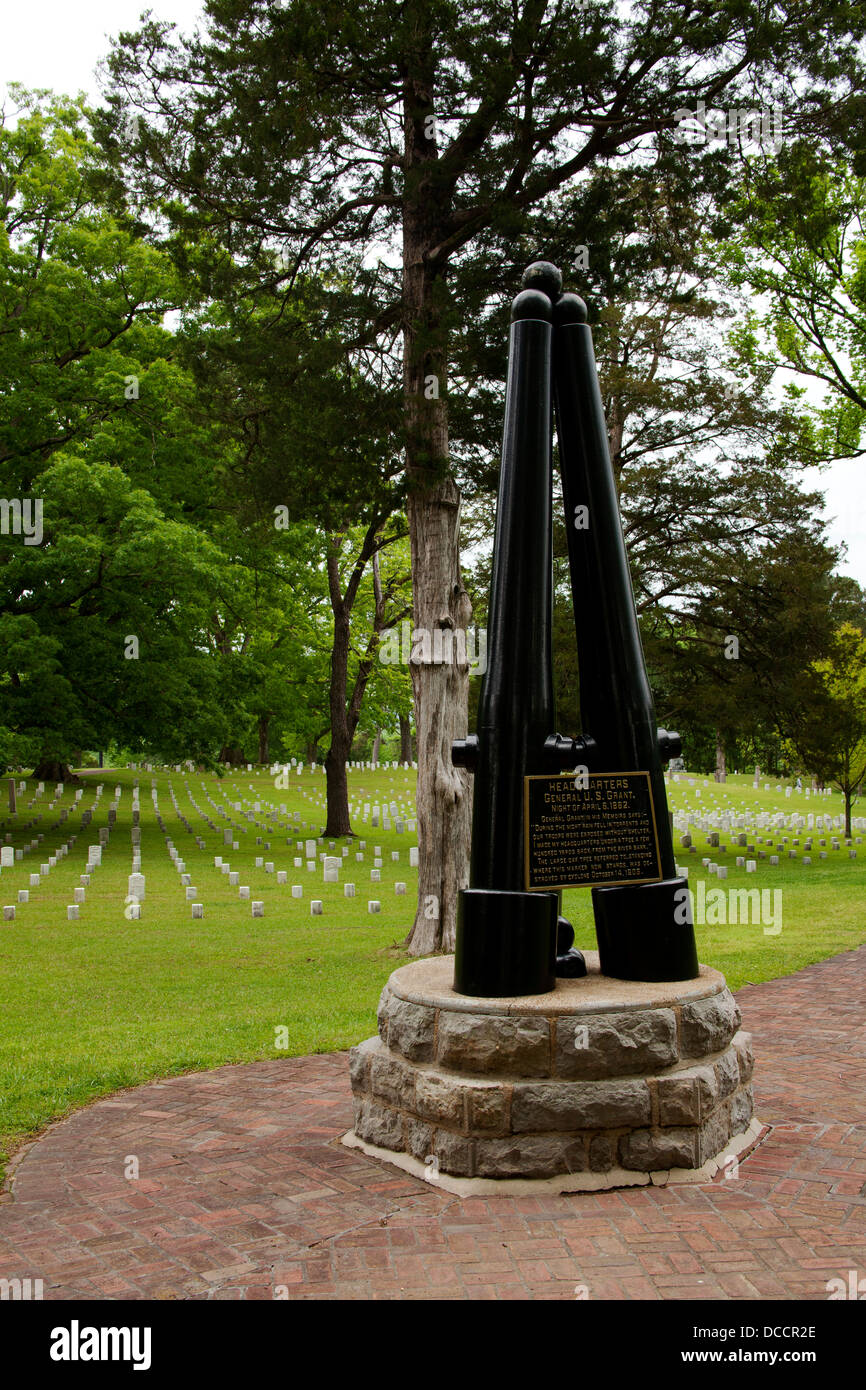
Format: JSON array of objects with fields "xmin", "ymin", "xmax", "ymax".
[
  {"xmin": 0, "ymin": 88, "xmax": 184, "ymax": 480},
  {"xmin": 723, "ymin": 146, "xmax": 866, "ymax": 460},
  {"xmin": 784, "ymin": 623, "xmax": 866, "ymax": 831},
  {"xmin": 0, "ymin": 91, "xmax": 378, "ymax": 772}
]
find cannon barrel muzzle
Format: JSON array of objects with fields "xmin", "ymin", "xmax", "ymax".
[{"xmin": 658, "ymin": 729, "xmax": 682, "ymax": 762}]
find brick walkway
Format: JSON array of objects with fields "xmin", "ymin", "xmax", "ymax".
[{"xmin": 1, "ymin": 948, "xmax": 864, "ymax": 1301}]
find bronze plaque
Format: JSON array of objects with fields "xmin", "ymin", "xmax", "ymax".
[{"xmin": 524, "ymin": 771, "xmax": 663, "ymax": 890}]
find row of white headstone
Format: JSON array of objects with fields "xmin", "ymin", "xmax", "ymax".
[{"xmin": 3, "ymin": 785, "xmax": 104, "ymax": 919}]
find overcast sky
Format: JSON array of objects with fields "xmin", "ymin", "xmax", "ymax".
[{"xmin": 3, "ymin": 1, "xmax": 866, "ymax": 588}]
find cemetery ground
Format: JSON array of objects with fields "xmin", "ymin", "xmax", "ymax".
[{"xmin": 0, "ymin": 765, "xmax": 864, "ymax": 1302}]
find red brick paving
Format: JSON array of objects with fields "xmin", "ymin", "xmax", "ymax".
[{"xmin": 1, "ymin": 947, "xmax": 865, "ymax": 1300}]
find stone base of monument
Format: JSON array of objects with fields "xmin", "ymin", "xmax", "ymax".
[{"xmin": 342, "ymin": 952, "xmax": 762, "ymax": 1194}]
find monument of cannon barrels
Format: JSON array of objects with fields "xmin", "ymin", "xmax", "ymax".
[{"xmin": 345, "ymin": 264, "xmax": 758, "ymax": 1191}]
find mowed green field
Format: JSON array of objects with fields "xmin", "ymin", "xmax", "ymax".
[{"xmin": 0, "ymin": 764, "xmax": 863, "ymax": 1184}]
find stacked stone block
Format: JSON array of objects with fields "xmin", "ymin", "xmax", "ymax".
[{"xmin": 349, "ymin": 957, "xmax": 754, "ymax": 1183}]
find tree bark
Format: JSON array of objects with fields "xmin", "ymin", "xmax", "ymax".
[
  {"xmin": 219, "ymin": 745, "xmax": 246, "ymax": 765},
  {"xmin": 324, "ymin": 536, "xmax": 402, "ymax": 836},
  {"xmin": 714, "ymin": 730, "xmax": 726, "ymax": 782},
  {"xmin": 325, "ymin": 537, "xmax": 354, "ymax": 837},
  {"xmin": 843, "ymin": 751, "xmax": 852, "ymax": 839},
  {"xmin": 371, "ymin": 726, "xmax": 382, "ymax": 765},
  {"xmin": 31, "ymin": 759, "xmax": 79, "ymax": 783},
  {"xmin": 257, "ymin": 714, "xmax": 270, "ymax": 766},
  {"xmin": 401, "ymin": 32, "xmax": 472, "ymax": 953},
  {"xmin": 325, "ymin": 745, "xmax": 351, "ymax": 835},
  {"xmin": 406, "ymin": 479, "xmax": 474, "ymax": 953},
  {"xmin": 399, "ymin": 714, "xmax": 413, "ymax": 765}
]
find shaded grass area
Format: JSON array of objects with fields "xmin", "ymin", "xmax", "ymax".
[{"xmin": 0, "ymin": 767, "xmax": 863, "ymax": 1184}]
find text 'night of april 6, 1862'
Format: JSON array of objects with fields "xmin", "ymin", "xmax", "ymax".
[{"xmin": 524, "ymin": 772, "xmax": 663, "ymax": 890}]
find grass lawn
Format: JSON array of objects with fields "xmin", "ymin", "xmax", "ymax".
[{"xmin": 0, "ymin": 765, "xmax": 863, "ymax": 1185}]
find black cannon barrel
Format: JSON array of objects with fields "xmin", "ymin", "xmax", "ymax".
[
  {"xmin": 470, "ymin": 288, "xmax": 557, "ymax": 889},
  {"xmin": 452, "ymin": 287, "xmax": 560, "ymax": 997},
  {"xmin": 553, "ymin": 292, "xmax": 676, "ymax": 874},
  {"xmin": 552, "ymin": 291, "xmax": 698, "ymax": 982}
]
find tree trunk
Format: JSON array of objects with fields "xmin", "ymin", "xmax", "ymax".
[
  {"xmin": 371, "ymin": 726, "xmax": 382, "ymax": 765},
  {"xmin": 401, "ymin": 45, "xmax": 472, "ymax": 953},
  {"xmin": 406, "ymin": 481, "xmax": 473, "ymax": 954},
  {"xmin": 325, "ymin": 544, "xmax": 353, "ymax": 837},
  {"xmin": 305, "ymin": 741, "xmax": 318, "ymax": 765},
  {"xmin": 323, "ymin": 534, "xmax": 398, "ymax": 836},
  {"xmin": 31, "ymin": 759, "xmax": 79, "ymax": 783},
  {"xmin": 218, "ymin": 745, "xmax": 245, "ymax": 765},
  {"xmin": 399, "ymin": 713, "xmax": 413, "ymax": 765},
  {"xmin": 257, "ymin": 714, "xmax": 270, "ymax": 765},
  {"xmin": 325, "ymin": 743, "xmax": 351, "ymax": 836},
  {"xmin": 714, "ymin": 730, "xmax": 726, "ymax": 782},
  {"xmin": 844, "ymin": 789, "xmax": 852, "ymax": 839}
]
